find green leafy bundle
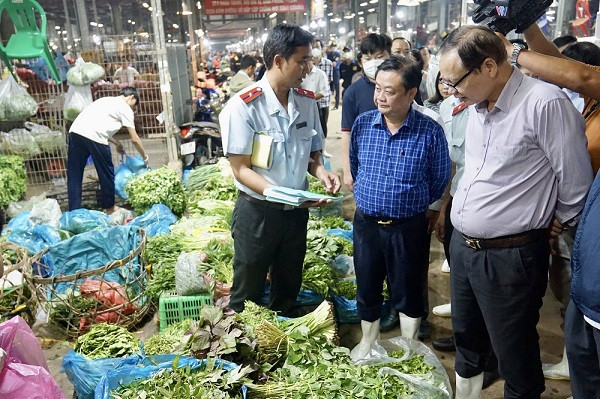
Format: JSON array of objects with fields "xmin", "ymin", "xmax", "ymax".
[
  {"xmin": 110, "ymin": 359, "xmax": 250, "ymax": 399},
  {"xmin": 200, "ymin": 238, "xmax": 234, "ymax": 285},
  {"xmin": 307, "ymin": 216, "xmax": 349, "ymax": 231},
  {"xmin": 236, "ymin": 301, "xmax": 279, "ymax": 332},
  {"xmin": 301, "ymin": 258, "xmax": 336, "ymax": 297},
  {"xmin": 305, "ymin": 229, "xmax": 348, "ymax": 261},
  {"xmin": 144, "ymin": 319, "xmax": 192, "ymax": 356},
  {"xmin": 333, "ymin": 279, "xmax": 357, "ymax": 300},
  {"xmin": 125, "ymin": 167, "xmax": 186, "ymax": 216},
  {"xmin": 188, "ymin": 176, "xmax": 238, "ymax": 202},
  {"xmin": 0, "ymin": 155, "xmax": 26, "ymax": 208},
  {"xmin": 74, "ymin": 323, "xmax": 140, "ymax": 359},
  {"xmin": 184, "ymin": 164, "xmax": 222, "ymax": 192}
]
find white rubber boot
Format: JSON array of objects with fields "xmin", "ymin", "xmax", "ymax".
[
  {"xmin": 441, "ymin": 259, "xmax": 451, "ymax": 273},
  {"xmin": 433, "ymin": 302, "xmax": 452, "ymax": 317},
  {"xmin": 399, "ymin": 313, "xmax": 421, "ymax": 340},
  {"xmin": 350, "ymin": 320, "xmax": 381, "ymax": 361},
  {"xmin": 455, "ymin": 372, "xmax": 483, "ymax": 399},
  {"xmin": 542, "ymin": 346, "xmax": 570, "ymax": 380}
]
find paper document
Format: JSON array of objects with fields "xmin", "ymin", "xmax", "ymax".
[
  {"xmin": 251, "ymin": 133, "xmax": 274, "ymax": 169},
  {"xmin": 263, "ymin": 186, "xmax": 342, "ymax": 206}
]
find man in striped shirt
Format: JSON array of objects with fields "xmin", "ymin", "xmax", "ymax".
[{"xmin": 349, "ymin": 56, "xmax": 451, "ymax": 360}]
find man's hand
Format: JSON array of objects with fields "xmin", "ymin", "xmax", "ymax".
[
  {"xmin": 316, "ymin": 167, "xmax": 341, "ymax": 194},
  {"xmin": 299, "ymin": 198, "xmax": 334, "ymax": 208},
  {"xmin": 343, "ymin": 171, "xmax": 354, "ymax": 192},
  {"xmin": 425, "ymin": 209, "xmax": 439, "ymax": 234},
  {"xmin": 549, "ymin": 217, "xmax": 567, "ymax": 238},
  {"xmin": 143, "ymin": 155, "xmax": 150, "ymax": 168},
  {"xmin": 434, "ymin": 210, "xmax": 446, "ymax": 243},
  {"xmin": 114, "ymin": 141, "xmax": 124, "ymax": 154}
]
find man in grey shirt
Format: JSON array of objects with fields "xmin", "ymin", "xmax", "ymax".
[{"xmin": 438, "ymin": 26, "xmax": 593, "ymax": 399}]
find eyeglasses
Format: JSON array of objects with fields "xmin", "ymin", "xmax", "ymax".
[{"xmin": 439, "ymin": 67, "xmax": 475, "ymax": 91}]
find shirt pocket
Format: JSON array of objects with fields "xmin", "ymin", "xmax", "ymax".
[
  {"xmin": 449, "ymin": 136, "xmax": 465, "ymax": 164},
  {"xmin": 295, "ymin": 127, "xmax": 318, "ymax": 157}
]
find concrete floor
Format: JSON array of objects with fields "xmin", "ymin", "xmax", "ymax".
[{"xmin": 42, "ymin": 106, "xmax": 573, "ymax": 398}]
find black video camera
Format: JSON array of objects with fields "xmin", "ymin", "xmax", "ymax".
[{"xmin": 472, "ymin": 0, "xmax": 553, "ymax": 36}]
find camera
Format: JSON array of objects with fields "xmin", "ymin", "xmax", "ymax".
[{"xmin": 472, "ymin": 0, "xmax": 553, "ymax": 36}]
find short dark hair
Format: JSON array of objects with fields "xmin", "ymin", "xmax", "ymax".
[
  {"xmin": 429, "ymin": 71, "xmax": 444, "ymax": 103},
  {"xmin": 360, "ymin": 33, "xmax": 392, "ymax": 56},
  {"xmin": 120, "ymin": 86, "xmax": 139, "ymax": 105},
  {"xmin": 263, "ymin": 24, "xmax": 314, "ymax": 69},
  {"xmin": 562, "ymin": 41, "xmax": 600, "ymax": 66},
  {"xmin": 411, "ymin": 48, "xmax": 424, "ymax": 71},
  {"xmin": 375, "ymin": 55, "xmax": 422, "ymax": 91},
  {"xmin": 240, "ymin": 55, "xmax": 257, "ymax": 70},
  {"xmin": 393, "ymin": 37, "xmax": 412, "ymax": 49},
  {"xmin": 439, "ymin": 25, "xmax": 507, "ymax": 69},
  {"xmin": 553, "ymin": 35, "xmax": 577, "ymax": 49}
]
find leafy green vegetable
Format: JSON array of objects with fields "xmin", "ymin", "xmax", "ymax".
[
  {"xmin": 307, "ymin": 216, "xmax": 349, "ymax": 231},
  {"xmin": 333, "ymin": 279, "xmax": 357, "ymax": 300},
  {"xmin": 301, "ymin": 260, "xmax": 336, "ymax": 297},
  {"xmin": 0, "ymin": 155, "xmax": 26, "ymax": 208},
  {"xmin": 185, "ymin": 164, "xmax": 222, "ymax": 192},
  {"xmin": 144, "ymin": 319, "xmax": 192, "ymax": 355},
  {"xmin": 189, "ymin": 176, "xmax": 238, "ymax": 202},
  {"xmin": 236, "ymin": 301, "xmax": 279, "ymax": 332},
  {"xmin": 110, "ymin": 359, "xmax": 250, "ymax": 399},
  {"xmin": 200, "ymin": 238, "xmax": 234, "ymax": 285},
  {"xmin": 74, "ymin": 323, "xmax": 140, "ymax": 359},
  {"xmin": 125, "ymin": 167, "xmax": 186, "ymax": 216}
]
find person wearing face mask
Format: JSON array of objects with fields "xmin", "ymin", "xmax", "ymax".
[{"xmin": 312, "ymin": 40, "xmax": 334, "ymax": 99}]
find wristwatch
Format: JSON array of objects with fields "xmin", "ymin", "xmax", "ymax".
[{"xmin": 510, "ymin": 43, "xmax": 526, "ymax": 67}]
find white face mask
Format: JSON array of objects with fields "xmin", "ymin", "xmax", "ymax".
[{"xmin": 363, "ymin": 59, "xmax": 384, "ymax": 79}]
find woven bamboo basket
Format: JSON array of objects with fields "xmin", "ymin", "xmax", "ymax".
[
  {"xmin": 23, "ymin": 229, "xmax": 151, "ymax": 338},
  {"xmin": 0, "ymin": 242, "xmax": 32, "ymax": 323}
]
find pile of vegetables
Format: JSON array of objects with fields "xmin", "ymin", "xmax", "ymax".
[
  {"xmin": 125, "ymin": 168, "xmax": 186, "ymax": 217},
  {"xmin": 74, "ymin": 323, "xmax": 140, "ymax": 359},
  {"xmin": 184, "ymin": 164, "xmax": 222, "ymax": 192},
  {"xmin": 0, "ymin": 155, "xmax": 26, "ymax": 208},
  {"xmin": 144, "ymin": 319, "xmax": 192, "ymax": 356},
  {"xmin": 110, "ymin": 360, "xmax": 249, "ymax": 399},
  {"xmin": 333, "ymin": 279, "xmax": 357, "ymax": 300}
]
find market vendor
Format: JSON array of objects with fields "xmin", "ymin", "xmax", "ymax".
[
  {"xmin": 219, "ymin": 24, "xmax": 341, "ymax": 315},
  {"xmin": 67, "ymin": 87, "xmax": 149, "ymax": 214}
]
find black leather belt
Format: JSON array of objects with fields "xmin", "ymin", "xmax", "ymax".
[
  {"xmin": 361, "ymin": 210, "xmax": 424, "ymax": 227},
  {"xmin": 462, "ymin": 229, "xmax": 545, "ymax": 250},
  {"xmin": 239, "ymin": 191, "xmax": 296, "ymax": 211}
]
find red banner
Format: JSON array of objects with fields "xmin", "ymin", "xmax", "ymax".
[
  {"xmin": 206, "ymin": 29, "xmax": 248, "ymax": 38},
  {"xmin": 204, "ymin": 0, "xmax": 306, "ymax": 16}
]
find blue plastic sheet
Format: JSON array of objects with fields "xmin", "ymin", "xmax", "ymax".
[
  {"xmin": 328, "ymin": 222, "xmax": 353, "ymax": 243},
  {"xmin": 59, "ymin": 209, "xmax": 109, "ymax": 235},
  {"xmin": 332, "ymin": 294, "xmax": 360, "ymax": 324},
  {"xmin": 94, "ymin": 356, "xmax": 239, "ymax": 399},
  {"xmin": 114, "ymin": 162, "xmax": 133, "ymax": 199},
  {"xmin": 62, "ymin": 350, "xmax": 142, "ymax": 399},
  {"xmin": 7, "ymin": 223, "xmax": 61, "ymax": 255},
  {"xmin": 6, "ymin": 211, "xmax": 32, "ymax": 231},
  {"xmin": 129, "ymin": 204, "xmax": 178, "ymax": 237},
  {"xmin": 261, "ymin": 284, "xmax": 325, "ymax": 307},
  {"xmin": 45, "ymin": 226, "xmax": 140, "ymax": 294}
]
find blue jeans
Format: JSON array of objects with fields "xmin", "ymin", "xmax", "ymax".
[
  {"xmin": 67, "ymin": 133, "xmax": 115, "ymax": 210},
  {"xmin": 565, "ymin": 301, "xmax": 600, "ymax": 398}
]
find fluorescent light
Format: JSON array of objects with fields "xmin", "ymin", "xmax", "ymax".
[
  {"xmin": 269, "ymin": 12, "xmax": 277, "ymax": 18},
  {"xmin": 142, "ymin": 2, "xmax": 149, "ymax": 7},
  {"xmin": 173, "ymin": 24, "xmax": 179, "ymax": 28}
]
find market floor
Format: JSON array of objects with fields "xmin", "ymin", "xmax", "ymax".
[{"xmin": 43, "ymin": 106, "xmax": 573, "ymax": 398}]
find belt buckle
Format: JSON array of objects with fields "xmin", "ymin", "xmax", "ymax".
[
  {"xmin": 283, "ymin": 204, "xmax": 295, "ymax": 211},
  {"xmin": 377, "ymin": 220, "xmax": 393, "ymax": 227},
  {"xmin": 464, "ymin": 237, "xmax": 481, "ymax": 250}
]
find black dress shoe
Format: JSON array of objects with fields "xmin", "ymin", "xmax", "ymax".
[
  {"xmin": 432, "ymin": 336, "xmax": 456, "ymax": 352},
  {"xmin": 380, "ymin": 311, "xmax": 399, "ymax": 331}
]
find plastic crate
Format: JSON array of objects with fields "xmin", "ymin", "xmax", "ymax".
[{"xmin": 158, "ymin": 290, "xmax": 212, "ymax": 331}]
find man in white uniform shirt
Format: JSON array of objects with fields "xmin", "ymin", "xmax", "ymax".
[
  {"xmin": 301, "ymin": 56, "xmax": 330, "ymax": 152},
  {"xmin": 113, "ymin": 60, "xmax": 140, "ymax": 85}
]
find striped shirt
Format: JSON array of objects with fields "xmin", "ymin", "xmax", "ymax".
[
  {"xmin": 350, "ymin": 107, "xmax": 451, "ymax": 218},
  {"xmin": 316, "ymin": 58, "xmax": 333, "ymax": 109}
]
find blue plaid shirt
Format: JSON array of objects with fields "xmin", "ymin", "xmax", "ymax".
[{"xmin": 350, "ymin": 108, "xmax": 451, "ymax": 219}]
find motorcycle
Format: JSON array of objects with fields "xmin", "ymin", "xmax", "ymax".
[{"xmin": 178, "ymin": 120, "xmax": 223, "ymax": 169}]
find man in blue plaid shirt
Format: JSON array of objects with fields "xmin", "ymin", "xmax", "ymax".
[{"xmin": 349, "ymin": 56, "xmax": 451, "ymax": 360}]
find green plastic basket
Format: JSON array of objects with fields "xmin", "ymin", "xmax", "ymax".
[{"xmin": 158, "ymin": 290, "xmax": 212, "ymax": 331}]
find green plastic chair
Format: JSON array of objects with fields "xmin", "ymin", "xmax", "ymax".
[{"xmin": 0, "ymin": 0, "xmax": 61, "ymax": 82}]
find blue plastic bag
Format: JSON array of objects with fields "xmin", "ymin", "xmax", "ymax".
[
  {"xmin": 125, "ymin": 155, "xmax": 146, "ymax": 173},
  {"xmin": 94, "ymin": 356, "xmax": 238, "ymax": 399},
  {"xmin": 6, "ymin": 211, "xmax": 32, "ymax": 232},
  {"xmin": 332, "ymin": 294, "xmax": 360, "ymax": 324},
  {"xmin": 129, "ymin": 204, "xmax": 178, "ymax": 237},
  {"xmin": 59, "ymin": 209, "xmax": 109, "ymax": 235},
  {"xmin": 328, "ymin": 222, "xmax": 353, "ymax": 243},
  {"xmin": 62, "ymin": 350, "xmax": 142, "ymax": 399},
  {"xmin": 114, "ymin": 162, "xmax": 133, "ymax": 199},
  {"xmin": 261, "ymin": 284, "xmax": 325, "ymax": 307},
  {"xmin": 7, "ymin": 223, "xmax": 61, "ymax": 255},
  {"xmin": 46, "ymin": 226, "xmax": 140, "ymax": 294}
]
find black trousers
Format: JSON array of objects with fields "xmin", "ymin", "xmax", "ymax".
[
  {"xmin": 565, "ymin": 301, "xmax": 600, "ymax": 398},
  {"xmin": 229, "ymin": 196, "xmax": 309, "ymax": 315},
  {"xmin": 331, "ymin": 69, "xmax": 340, "ymax": 108},
  {"xmin": 318, "ymin": 106, "xmax": 329, "ymax": 138},
  {"xmin": 450, "ymin": 230, "xmax": 549, "ymax": 399},
  {"xmin": 442, "ymin": 197, "xmax": 454, "ymax": 260},
  {"xmin": 354, "ymin": 208, "xmax": 429, "ymax": 321}
]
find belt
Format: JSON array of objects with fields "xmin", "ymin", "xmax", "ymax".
[
  {"xmin": 462, "ymin": 229, "xmax": 545, "ymax": 250},
  {"xmin": 362, "ymin": 210, "xmax": 424, "ymax": 227},
  {"xmin": 239, "ymin": 191, "xmax": 296, "ymax": 211}
]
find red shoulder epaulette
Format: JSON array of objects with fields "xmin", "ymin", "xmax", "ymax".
[
  {"xmin": 240, "ymin": 87, "xmax": 263, "ymax": 104},
  {"xmin": 294, "ymin": 88, "xmax": 315, "ymax": 99},
  {"xmin": 452, "ymin": 101, "xmax": 468, "ymax": 116}
]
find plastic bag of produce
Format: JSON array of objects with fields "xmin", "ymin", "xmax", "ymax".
[
  {"xmin": 66, "ymin": 57, "xmax": 105, "ymax": 86},
  {"xmin": 0, "ymin": 358, "xmax": 66, "ymax": 399},
  {"xmin": 0, "ymin": 129, "xmax": 41, "ymax": 158},
  {"xmin": 62, "ymin": 350, "xmax": 141, "ymax": 399},
  {"xmin": 125, "ymin": 155, "xmax": 146, "ymax": 173},
  {"xmin": 331, "ymin": 254, "xmax": 354, "ymax": 277},
  {"xmin": 6, "ymin": 193, "xmax": 46, "ymax": 219},
  {"xmin": 332, "ymin": 293, "xmax": 360, "ymax": 324},
  {"xmin": 94, "ymin": 357, "xmax": 238, "ymax": 399},
  {"xmin": 129, "ymin": 204, "xmax": 177, "ymax": 237},
  {"xmin": 63, "ymin": 84, "xmax": 93, "ymax": 121},
  {"xmin": 0, "ymin": 76, "xmax": 38, "ymax": 121},
  {"xmin": 59, "ymin": 209, "xmax": 110, "ymax": 235},
  {"xmin": 24, "ymin": 122, "xmax": 65, "ymax": 153},
  {"xmin": 28, "ymin": 199, "xmax": 61, "ymax": 229},
  {"xmin": 108, "ymin": 208, "xmax": 135, "ymax": 226},
  {"xmin": 0, "ymin": 316, "xmax": 48, "ymax": 369},
  {"xmin": 355, "ymin": 336, "xmax": 452, "ymax": 399},
  {"xmin": 175, "ymin": 252, "xmax": 209, "ymax": 296},
  {"xmin": 114, "ymin": 160, "xmax": 133, "ymax": 200}
]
